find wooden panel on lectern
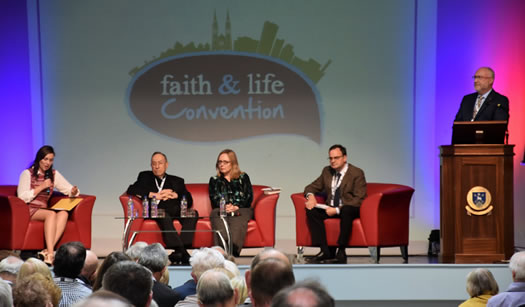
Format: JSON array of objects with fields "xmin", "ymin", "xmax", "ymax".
[{"xmin": 440, "ymin": 144, "xmax": 514, "ymax": 264}]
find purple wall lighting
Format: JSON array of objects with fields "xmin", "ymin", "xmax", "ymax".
[{"xmin": 0, "ymin": 0, "xmax": 38, "ymax": 184}]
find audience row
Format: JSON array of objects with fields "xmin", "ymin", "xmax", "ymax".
[
  {"xmin": 0, "ymin": 242, "xmax": 335, "ymax": 307},
  {"xmin": 1, "ymin": 245, "xmax": 524, "ymax": 306}
]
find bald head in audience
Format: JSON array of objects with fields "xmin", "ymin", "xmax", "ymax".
[
  {"xmin": 271, "ymin": 280, "xmax": 334, "ymax": 307},
  {"xmin": 245, "ymin": 248, "xmax": 292, "ymax": 298},
  {"xmin": 73, "ymin": 290, "xmax": 133, "ymax": 307},
  {"xmin": 249, "ymin": 257, "xmax": 295, "ymax": 307}
]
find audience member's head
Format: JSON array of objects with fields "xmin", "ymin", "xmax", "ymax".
[
  {"xmin": 0, "ymin": 279, "xmax": 12, "ymax": 307},
  {"xmin": 213, "ymin": 264, "xmax": 246, "ymax": 305},
  {"xmin": 510, "ymin": 251, "xmax": 525, "ymax": 282},
  {"xmin": 211, "ymin": 246, "xmax": 236, "ymax": 263},
  {"xmin": 250, "ymin": 258, "xmax": 295, "ymax": 307},
  {"xmin": 465, "ymin": 268, "xmax": 499, "ymax": 298},
  {"xmin": 80, "ymin": 250, "xmax": 98, "ymax": 285},
  {"xmin": 197, "ymin": 270, "xmax": 237, "ymax": 307},
  {"xmin": 0, "ymin": 256, "xmax": 23, "ymax": 284},
  {"xmin": 138, "ymin": 243, "xmax": 168, "ymax": 277},
  {"xmin": 72, "ymin": 290, "xmax": 133, "ymax": 307},
  {"xmin": 102, "ymin": 261, "xmax": 153, "ymax": 307},
  {"xmin": 126, "ymin": 241, "xmax": 148, "ymax": 261},
  {"xmin": 53, "ymin": 241, "xmax": 87, "ymax": 278},
  {"xmin": 13, "ymin": 272, "xmax": 61, "ymax": 307},
  {"xmin": 250, "ymin": 248, "xmax": 291, "ymax": 270},
  {"xmin": 92, "ymin": 251, "xmax": 131, "ymax": 291},
  {"xmin": 224, "ymin": 260, "xmax": 240, "ymax": 277},
  {"xmin": 231, "ymin": 275, "xmax": 248, "ymax": 305},
  {"xmin": 0, "ymin": 250, "xmax": 18, "ymax": 262},
  {"xmin": 246, "ymin": 248, "xmax": 291, "ymax": 296},
  {"xmin": 17, "ymin": 257, "xmax": 52, "ymax": 284},
  {"xmin": 190, "ymin": 248, "xmax": 225, "ymax": 281},
  {"xmin": 271, "ymin": 280, "xmax": 334, "ymax": 307}
]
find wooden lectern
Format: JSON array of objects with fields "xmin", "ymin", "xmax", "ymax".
[{"xmin": 440, "ymin": 121, "xmax": 514, "ymax": 263}]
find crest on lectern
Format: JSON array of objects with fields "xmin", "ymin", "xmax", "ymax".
[{"xmin": 466, "ymin": 186, "xmax": 493, "ymax": 215}]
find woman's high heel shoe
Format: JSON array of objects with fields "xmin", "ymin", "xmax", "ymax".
[
  {"xmin": 37, "ymin": 250, "xmax": 48, "ymax": 260},
  {"xmin": 38, "ymin": 250, "xmax": 53, "ymax": 266},
  {"xmin": 43, "ymin": 253, "xmax": 54, "ymax": 266}
]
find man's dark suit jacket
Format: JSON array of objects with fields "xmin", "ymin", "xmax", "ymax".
[
  {"xmin": 173, "ymin": 279, "xmax": 196, "ymax": 300},
  {"xmin": 304, "ymin": 163, "xmax": 367, "ymax": 207},
  {"xmin": 126, "ymin": 171, "xmax": 193, "ymax": 213},
  {"xmin": 454, "ymin": 90, "xmax": 510, "ymax": 122},
  {"xmin": 152, "ymin": 280, "xmax": 181, "ymax": 307}
]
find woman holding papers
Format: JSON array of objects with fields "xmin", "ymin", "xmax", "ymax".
[
  {"xmin": 17, "ymin": 145, "xmax": 79, "ymax": 264},
  {"xmin": 208, "ymin": 149, "xmax": 253, "ymax": 257}
]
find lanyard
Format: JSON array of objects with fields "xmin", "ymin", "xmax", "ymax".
[{"xmin": 155, "ymin": 176, "xmax": 166, "ymax": 192}]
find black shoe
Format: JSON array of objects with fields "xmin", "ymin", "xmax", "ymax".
[
  {"xmin": 180, "ymin": 251, "xmax": 191, "ymax": 265},
  {"xmin": 307, "ymin": 251, "xmax": 334, "ymax": 264},
  {"xmin": 168, "ymin": 252, "xmax": 183, "ymax": 265},
  {"xmin": 334, "ymin": 248, "xmax": 347, "ymax": 264}
]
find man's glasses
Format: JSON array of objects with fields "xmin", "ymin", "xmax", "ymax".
[
  {"xmin": 328, "ymin": 156, "xmax": 343, "ymax": 161},
  {"xmin": 472, "ymin": 75, "xmax": 492, "ymax": 80}
]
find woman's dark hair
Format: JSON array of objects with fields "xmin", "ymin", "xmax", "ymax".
[
  {"xmin": 92, "ymin": 251, "xmax": 131, "ymax": 291},
  {"xmin": 31, "ymin": 145, "xmax": 55, "ymax": 180}
]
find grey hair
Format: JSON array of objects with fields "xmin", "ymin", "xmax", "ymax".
[
  {"xmin": 465, "ymin": 268, "xmax": 499, "ymax": 297},
  {"xmin": 126, "ymin": 241, "xmax": 148, "ymax": 261},
  {"xmin": 0, "ymin": 256, "xmax": 23, "ymax": 275},
  {"xmin": 0, "ymin": 279, "xmax": 13, "ymax": 307},
  {"xmin": 190, "ymin": 248, "xmax": 225, "ymax": 280},
  {"xmin": 197, "ymin": 270, "xmax": 234, "ymax": 306},
  {"xmin": 510, "ymin": 251, "xmax": 525, "ymax": 282},
  {"xmin": 138, "ymin": 243, "xmax": 168, "ymax": 273}
]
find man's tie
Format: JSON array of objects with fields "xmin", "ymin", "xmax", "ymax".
[
  {"xmin": 472, "ymin": 95, "xmax": 484, "ymax": 121},
  {"xmin": 333, "ymin": 173, "xmax": 341, "ymax": 207}
]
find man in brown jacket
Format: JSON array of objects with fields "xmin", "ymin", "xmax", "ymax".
[{"xmin": 304, "ymin": 144, "xmax": 367, "ymax": 264}]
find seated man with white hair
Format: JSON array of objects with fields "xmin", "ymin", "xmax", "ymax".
[
  {"xmin": 487, "ymin": 251, "xmax": 525, "ymax": 307},
  {"xmin": 175, "ymin": 248, "xmax": 225, "ymax": 306},
  {"xmin": 0, "ymin": 256, "xmax": 23, "ymax": 286}
]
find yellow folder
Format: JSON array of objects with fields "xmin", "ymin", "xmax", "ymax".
[{"xmin": 51, "ymin": 198, "xmax": 83, "ymax": 211}]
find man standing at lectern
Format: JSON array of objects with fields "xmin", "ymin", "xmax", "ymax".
[
  {"xmin": 304, "ymin": 144, "xmax": 367, "ymax": 264},
  {"xmin": 454, "ymin": 67, "xmax": 509, "ymax": 122}
]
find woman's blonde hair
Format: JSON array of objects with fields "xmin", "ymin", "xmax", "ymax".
[
  {"xmin": 215, "ymin": 149, "xmax": 242, "ymax": 179},
  {"xmin": 466, "ymin": 268, "xmax": 499, "ymax": 297},
  {"xmin": 17, "ymin": 257, "xmax": 52, "ymax": 284}
]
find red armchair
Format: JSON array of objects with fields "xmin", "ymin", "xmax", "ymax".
[
  {"xmin": 0, "ymin": 185, "xmax": 96, "ymax": 250},
  {"xmin": 119, "ymin": 184, "xmax": 279, "ymax": 252},
  {"xmin": 291, "ymin": 183, "xmax": 414, "ymax": 263}
]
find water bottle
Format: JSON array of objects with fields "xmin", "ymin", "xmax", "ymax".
[
  {"xmin": 127, "ymin": 195, "xmax": 134, "ymax": 219},
  {"xmin": 151, "ymin": 195, "xmax": 158, "ymax": 217},
  {"xmin": 219, "ymin": 195, "xmax": 226, "ymax": 217},
  {"xmin": 142, "ymin": 196, "xmax": 149, "ymax": 218},
  {"xmin": 180, "ymin": 195, "xmax": 187, "ymax": 218}
]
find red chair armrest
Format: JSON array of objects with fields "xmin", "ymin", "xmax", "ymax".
[
  {"xmin": 253, "ymin": 193, "xmax": 279, "ymax": 245},
  {"xmin": 0, "ymin": 194, "xmax": 31, "ymax": 249},
  {"xmin": 68, "ymin": 195, "xmax": 96, "ymax": 247},
  {"xmin": 291, "ymin": 193, "xmax": 312, "ymax": 246},
  {"xmin": 360, "ymin": 184, "xmax": 414, "ymax": 246}
]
